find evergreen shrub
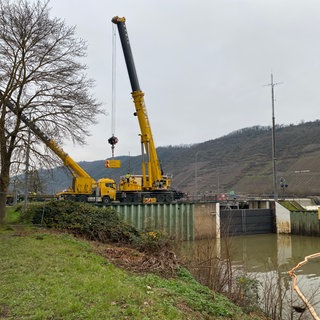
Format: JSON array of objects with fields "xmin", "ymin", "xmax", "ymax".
[{"xmin": 20, "ymin": 200, "xmax": 139, "ymax": 243}]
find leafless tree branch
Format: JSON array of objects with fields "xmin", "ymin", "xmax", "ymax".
[{"xmin": 0, "ymin": 0, "xmax": 104, "ymax": 222}]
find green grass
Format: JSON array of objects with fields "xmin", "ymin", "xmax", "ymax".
[
  {"xmin": 278, "ymin": 200, "xmax": 306, "ymax": 211},
  {"xmin": 1, "ymin": 205, "xmax": 265, "ymax": 319},
  {"xmin": 0, "ymin": 229, "xmax": 175, "ymax": 319},
  {"xmin": 0, "ymin": 227, "xmax": 266, "ymax": 320},
  {"xmin": 4, "ymin": 206, "xmax": 21, "ymax": 224}
]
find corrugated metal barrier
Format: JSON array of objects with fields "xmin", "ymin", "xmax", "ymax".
[
  {"xmin": 220, "ymin": 209, "xmax": 274, "ymax": 236},
  {"xmin": 291, "ymin": 211, "xmax": 320, "ymax": 236},
  {"xmin": 110, "ymin": 203, "xmax": 195, "ymax": 241}
]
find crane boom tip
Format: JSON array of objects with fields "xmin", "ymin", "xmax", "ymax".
[{"xmin": 112, "ymin": 16, "xmax": 126, "ymax": 24}]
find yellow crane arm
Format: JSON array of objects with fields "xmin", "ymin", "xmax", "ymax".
[
  {"xmin": 112, "ymin": 16, "xmax": 169, "ymax": 190},
  {"xmin": 46, "ymin": 140, "xmax": 92, "ymax": 179},
  {"xmin": 1, "ymin": 92, "xmax": 93, "ymax": 180}
]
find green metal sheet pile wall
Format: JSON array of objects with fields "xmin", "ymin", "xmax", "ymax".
[
  {"xmin": 111, "ymin": 203, "xmax": 195, "ymax": 240},
  {"xmin": 291, "ymin": 211, "xmax": 320, "ymax": 236}
]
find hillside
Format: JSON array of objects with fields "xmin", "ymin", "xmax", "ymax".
[{"xmin": 31, "ymin": 120, "xmax": 320, "ymax": 197}]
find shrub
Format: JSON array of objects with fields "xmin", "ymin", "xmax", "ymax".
[
  {"xmin": 137, "ymin": 230, "xmax": 172, "ymax": 253},
  {"xmin": 19, "ymin": 200, "xmax": 139, "ymax": 243},
  {"xmin": 234, "ymin": 275, "xmax": 260, "ymax": 313},
  {"xmin": 18, "ymin": 200, "xmax": 177, "ymax": 258}
]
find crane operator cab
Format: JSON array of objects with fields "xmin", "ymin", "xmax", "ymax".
[
  {"xmin": 97, "ymin": 178, "xmax": 117, "ymax": 203},
  {"xmin": 86, "ymin": 178, "xmax": 117, "ymax": 204}
]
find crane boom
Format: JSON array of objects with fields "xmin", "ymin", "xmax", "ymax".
[
  {"xmin": 1, "ymin": 93, "xmax": 92, "ymax": 180},
  {"xmin": 1, "ymin": 92, "xmax": 117, "ymax": 203},
  {"xmin": 112, "ymin": 16, "xmax": 169, "ymax": 191},
  {"xmin": 0, "ymin": 16, "xmax": 185, "ymax": 205}
]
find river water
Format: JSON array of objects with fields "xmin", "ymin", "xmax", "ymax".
[{"xmin": 178, "ymin": 234, "xmax": 320, "ymax": 319}]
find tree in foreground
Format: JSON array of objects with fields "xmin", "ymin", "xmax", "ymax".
[{"xmin": 0, "ymin": 0, "xmax": 103, "ymax": 223}]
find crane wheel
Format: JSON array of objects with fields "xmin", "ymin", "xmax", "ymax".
[
  {"xmin": 77, "ymin": 195, "xmax": 87, "ymax": 202},
  {"xmin": 165, "ymin": 194, "xmax": 174, "ymax": 203},
  {"xmin": 102, "ymin": 196, "xmax": 110, "ymax": 205},
  {"xmin": 157, "ymin": 194, "xmax": 165, "ymax": 203}
]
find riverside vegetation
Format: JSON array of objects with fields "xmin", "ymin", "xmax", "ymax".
[{"xmin": 0, "ymin": 201, "xmax": 268, "ymax": 320}]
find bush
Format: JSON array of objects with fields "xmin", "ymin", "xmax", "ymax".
[
  {"xmin": 137, "ymin": 230, "xmax": 172, "ymax": 253},
  {"xmin": 20, "ymin": 200, "xmax": 139, "ymax": 243},
  {"xmin": 234, "ymin": 275, "xmax": 260, "ymax": 313},
  {"xmin": 18, "ymin": 200, "xmax": 176, "ymax": 257}
]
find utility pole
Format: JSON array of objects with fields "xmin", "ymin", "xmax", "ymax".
[
  {"xmin": 194, "ymin": 151, "xmax": 204, "ymax": 200},
  {"xmin": 266, "ymin": 74, "xmax": 282, "ymax": 201}
]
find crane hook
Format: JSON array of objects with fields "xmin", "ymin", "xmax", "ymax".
[{"xmin": 108, "ymin": 135, "xmax": 118, "ymax": 157}]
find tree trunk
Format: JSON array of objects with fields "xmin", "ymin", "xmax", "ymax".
[
  {"xmin": 0, "ymin": 191, "xmax": 7, "ymax": 224},
  {"xmin": 0, "ymin": 0, "xmax": 103, "ymax": 222},
  {"xmin": 0, "ymin": 165, "xmax": 10, "ymax": 224}
]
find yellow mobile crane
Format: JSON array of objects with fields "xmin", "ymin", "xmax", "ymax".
[
  {"xmin": 2, "ymin": 16, "xmax": 185, "ymax": 205},
  {"xmin": 1, "ymin": 93, "xmax": 117, "ymax": 204},
  {"xmin": 112, "ymin": 16, "xmax": 184, "ymax": 203}
]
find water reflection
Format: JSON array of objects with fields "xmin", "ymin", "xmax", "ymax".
[
  {"xmin": 178, "ymin": 234, "xmax": 320, "ymax": 319},
  {"xmin": 180, "ymin": 234, "xmax": 320, "ymax": 275},
  {"xmin": 230, "ymin": 234, "xmax": 320, "ymax": 276}
]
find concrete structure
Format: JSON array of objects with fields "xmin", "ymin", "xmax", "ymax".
[
  {"xmin": 194, "ymin": 202, "xmax": 219, "ymax": 240},
  {"xmin": 275, "ymin": 202, "xmax": 291, "ymax": 234},
  {"xmin": 112, "ymin": 198, "xmax": 320, "ymax": 238}
]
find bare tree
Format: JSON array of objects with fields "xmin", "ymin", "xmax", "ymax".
[
  {"xmin": 0, "ymin": 0, "xmax": 103, "ymax": 223},
  {"xmin": 27, "ymin": 169, "xmax": 44, "ymax": 194}
]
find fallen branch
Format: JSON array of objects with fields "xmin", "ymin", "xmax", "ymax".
[{"xmin": 288, "ymin": 253, "xmax": 320, "ymax": 320}]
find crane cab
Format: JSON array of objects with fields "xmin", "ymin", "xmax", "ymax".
[{"xmin": 94, "ymin": 178, "xmax": 117, "ymax": 203}]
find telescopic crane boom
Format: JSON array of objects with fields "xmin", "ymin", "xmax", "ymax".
[
  {"xmin": 112, "ymin": 16, "xmax": 171, "ymax": 193},
  {"xmin": 1, "ymin": 92, "xmax": 116, "ymax": 203}
]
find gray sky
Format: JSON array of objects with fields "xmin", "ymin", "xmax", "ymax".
[{"xmin": 49, "ymin": 0, "xmax": 320, "ymax": 161}]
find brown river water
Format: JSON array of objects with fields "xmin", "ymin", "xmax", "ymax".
[{"xmin": 178, "ymin": 234, "xmax": 320, "ymax": 319}]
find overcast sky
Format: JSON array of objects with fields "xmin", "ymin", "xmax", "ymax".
[{"xmin": 48, "ymin": 0, "xmax": 320, "ymax": 161}]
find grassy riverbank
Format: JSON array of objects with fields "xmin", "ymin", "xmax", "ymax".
[{"xmin": 0, "ymin": 224, "xmax": 268, "ymax": 320}]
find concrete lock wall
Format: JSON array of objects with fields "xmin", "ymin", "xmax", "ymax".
[
  {"xmin": 275, "ymin": 201, "xmax": 320, "ymax": 235},
  {"xmin": 275, "ymin": 202, "xmax": 291, "ymax": 234},
  {"xmin": 112, "ymin": 200, "xmax": 320, "ymax": 237}
]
